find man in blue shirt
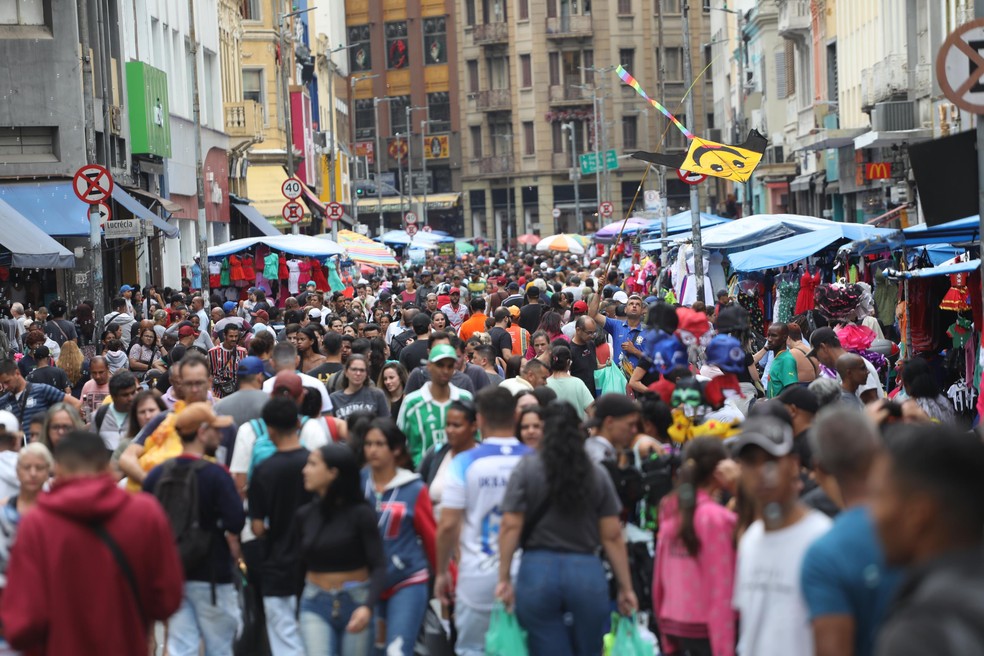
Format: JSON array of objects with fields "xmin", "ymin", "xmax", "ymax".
[
  {"xmin": 0, "ymin": 360, "xmax": 81, "ymax": 432},
  {"xmin": 588, "ymin": 292, "xmax": 647, "ymax": 376},
  {"xmin": 801, "ymin": 408, "xmax": 900, "ymax": 656}
]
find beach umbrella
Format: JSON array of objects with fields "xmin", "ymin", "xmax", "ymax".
[{"xmin": 535, "ymin": 234, "xmax": 586, "ymax": 254}]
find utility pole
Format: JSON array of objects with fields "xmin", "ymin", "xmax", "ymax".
[
  {"xmin": 977, "ymin": 0, "xmax": 984, "ymax": 315},
  {"xmin": 78, "ymin": 0, "xmax": 105, "ymax": 328},
  {"xmin": 373, "ymin": 96, "xmax": 393, "ymax": 236},
  {"xmin": 350, "ymin": 73, "xmax": 378, "ymax": 233},
  {"xmin": 188, "ymin": 0, "xmax": 210, "ymax": 305},
  {"xmin": 420, "ymin": 116, "xmax": 429, "ymax": 226},
  {"xmin": 405, "ymin": 107, "xmax": 412, "ymax": 222},
  {"xmin": 736, "ymin": 9, "xmax": 752, "ymax": 217},
  {"xmin": 325, "ymin": 44, "xmax": 356, "ymax": 240},
  {"xmin": 657, "ymin": 0, "xmax": 669, "ymax": 263},
  {"xmin": 562, "ymin": 122, "xmax": 582, "ymax": 234},
  {"xmin": 407, "ymin": 105, "xmax": 428, "ymax": 224},
  {"xmin": 682, "ymin": 1, "xmax": 706, "ymax": 304}
]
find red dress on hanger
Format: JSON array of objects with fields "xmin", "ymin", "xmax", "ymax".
[
  {"xmin": 940, "ymin": 272, "xmax": 971, "ymax": 311},
  {"xmin": 297, "ymin": 260, "xmax": 312, "ymax": 286},
  {"xmin": 794, "ymin": 269, "xmax": 821, "ymax": 315},
  {"xmin": 241, "ymin": 253, "xmax": 256, "ymax": 282},
  {"xmin": 229, "ymin": 255, "xmax": 246, "ymax": 282},
  {"xmin": 310, "ymin": 258, "xmax": 329, "ymax": 290},
  {"xmin": 278, "ymin": 255, "xmax": 289, "ymax": 281}
]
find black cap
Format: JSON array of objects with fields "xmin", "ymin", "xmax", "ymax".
[
  {"xmin": 807, "ymin": 327, "xmax": 840, "ymax": 359},
  {"xmin": 778, "ymin": 386, "xmax": 819, "ymax": 414},
  {"xmin": 588, "ymin": 393, "xmax": 641, "ymax": 427},
  {"xmin": 730, "ymin": 417, "xmax": 794, "ymax": 458}
]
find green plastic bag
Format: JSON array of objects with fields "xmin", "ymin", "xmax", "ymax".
[
  {"xmin": 485, "ymin": 602, "xmax": 529, "ymax": 656},
  {"xmin": 595, "ymin": 359, "xmax": 629, "ymax": 396},
  {"xmin": 603, "ymin": 613, "xmax": 651, "ymax": 656}
]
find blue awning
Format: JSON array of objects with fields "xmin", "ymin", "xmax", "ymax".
[
  {"xmin": 232, "ymin": 203, "xmax": 280, "ymax": 237},
  {"xmin": 0, "ymin": 181, "xmax": 179, "ymax": 238},
  {"xmin": 0, "ymin": 198, "xmax": 75, "ymax": 268},
  {"xmin": 207, "ymin": 235, "xmax": 346, "ymax": 260},
  {"xmin": 729, "ymin": 227, "xmax": 846, "ymax": 272},
  {"xmin": 903, "ymin": 216, "xmax": 980, "ymax": 246},
  {"xmin": 895, "ymin": 258, "xmax": 981, "ymax": 278},
  {"xmin": 111, "ymin": 186, "xmax": 180, "ymax": 238}
]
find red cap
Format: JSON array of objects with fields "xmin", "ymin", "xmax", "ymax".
[
  {"xmin": 449, "ymin": 287, "xmax": 460, "ymax": 295},
  {"xmin": 178, "ymin": 325, "xmax": 199, "ymax": 338},
  {"xmin": 272, "ymin": 371, "xmax": 304, "ymax": 400},
  {"xmin": 253, "ymin": 310, "xmax": 269, "ymax": 323},
  {"xmin": 573, "ymin": 301, "xmax": 588, "ymax": 313}
]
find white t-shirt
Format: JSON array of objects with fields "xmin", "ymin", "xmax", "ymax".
[
  {"xmin": 733, "ymin": 510, "xmax": 833, "ymax": 656},
  {"xmin": 441, "ymin": 436, "xmax": 532, "ymax": 611},
  {"xmin": 229, "ymin": 418, "xmax": 330, "ymax": 476},
  {"xmin": 262, "ymin": 371, "xmax": 333, "ymax": 414},
  {"xmin": 857, "ymin": 357, "xmax": 885, "ymax": 399}
]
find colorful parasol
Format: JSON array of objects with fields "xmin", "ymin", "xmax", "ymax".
[
  {"xmin": 332, "ymin": 229, "xmax": 400, "ymax": 267},
  {"xmin": 535, "ymin": 234, "xmax": 586, "ymax": 254},
  {"xmin": 455, "ymin": 239, "xmax": 476, "ymax": 254},
  {"xmin": 517, "ymin": 233, "xmax": 541, "ymax": 245}
]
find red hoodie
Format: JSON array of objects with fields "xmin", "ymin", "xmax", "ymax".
[{"xmin": 0, "ymin": 475, "xmax": 184, "ymax": 656}]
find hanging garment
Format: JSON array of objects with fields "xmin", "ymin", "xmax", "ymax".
[
  {"xmin": 241, "ymin": 253, "xmax": 256, "ymax": 281},
  {"xmin": 220, "ymin": 258, "xmax": 231, "ymax": 286},
  {"xmin": 873, "ymin": 269, "xmax": 898, "ymax": 327},
  {"xmin": 775, "ymin": 278, "xmax": 800, "ymax": 323},
  {"xmin": 737, "ymin": 289, "xmax": 765, "ymax": 336},
  {"xmin": 940, "ymin": 272, "xmax": 972, "ymax": 312},
  {"xmin": 672, "ymin": 244, "xmax": 714, "ymax": 307},
  {"xmin": 328, "ymin": 265, "xmax": 344, "ymax": 292},
  {"xmin": 707, "ymin": 251, "xmax": 728, "ymax": 298},
  {"xmin": 279, "ymin": 254, "xmax": 289, "ymax": 281},
  {"xmin": 298, "ymin": 260, "xmax": 312, "ymax": 286},
  {"xmin": 229, "ymin": 255, "xmax": 247, "ymax": 282},
  {"xmin": 310, "ymin": 259, "xmax": 329, "ymax": 290},
  {"xmin": 286, "ymin": 259, "xmax": 302, "ymax": 294},
  {"xmin": 947, "ymin": 316, "xmax": 974, "ymax": 349},
  {"xmin": 794, "ymin": 270, "xmax": 821, "ymax": 315},
  {"xmin": 209, "ymin": 261, "xmax": 222, "ymax": 288},
  {"xmin": 263, "ymin": 252, "xmax": 280, "ymax": 280},
  {"xmin": 191, "ymin": 262, "xmax": 202, "ymax": 290}
]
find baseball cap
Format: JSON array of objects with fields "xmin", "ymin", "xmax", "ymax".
[
  {"xmin": 0, "ymin": 410, "xmax": 20, "ymax": 433},
  {"xmin": 119, "ymin": 284, "xmax": 135, "ymax": 293},
  {"xmin": 174, "ymin": 402, "xmax": 234, "ymax": 435},
  {"xmin": 507, "ymin": 305, "xmax": 520, "ymax": 318},
  {"xmin": 178, "ymin": 325, "xmax": 199, "ymax": 338},
  {"xmin": 807, "ymin": 327, "xmax": 840, "ymax": 359},
  {"xmin": 421, "ymin": 268, "xmax": 432, "ymax": 276},
  {"xmin": 308, "ymin": 308, "xmax": 323, "ymax": 320},
  {"xmin": 222, "ymin": 301, "xmax": 237, "ymax": 314},
  {"xmin": 450, "ymin": 287, "xmax": 461, "ymax": 295},
  {"xmin": 573, "ymin": 300, "xmax": 588, "ymax": 313},
  {"xmin": 613, "ymin": 291, "xmax": 629, "ymax": 304},
  {"xmin": 272, "ymin": 371, "xmax": 304, "ymax": 399},
  {"xmin": 378, "ymin": 290, "xmax": 393, "ymax": 302},
  {"xmin": 237, "ymin": 356, "xmax": 269, "ymax": 378},
  {"xmin": 704, "ymin": 334, "xmax": 746, "ymax": 374},
  {"xmin": 730, "ymin": 417, "xmax": 794, "ymax": 458},
  {"xmin": 306, "ymin": 280, "xmax": 317, "ymax": 288},
  {"xmin": 428, "ymin": 344, "xmax": 458, "ymax": 363},
  {"xmin": 253, "ymin": 310, "xmax": 269, "ymax": 323},
  {"xmin": 778, "ymin": 386, "xmax": 820, "ymax": 415},
  {"xmin": 589, "ymin": 394, "xmax": 641, "ymax": 427}
]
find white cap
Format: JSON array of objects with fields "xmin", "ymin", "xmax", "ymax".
[
  {"xmin": 0, "ymin": 410, "xmax": 20, "ymax": 433},
  {"xmin": 613, "ymin": 291, "xmax": 629, "ymax": 304}
]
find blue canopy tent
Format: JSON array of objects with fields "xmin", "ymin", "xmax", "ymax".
[
  {"xmin": 637, "ymin": 212, "xmax": 731, "ymax": 248},
  {"xmin": 901, "ymin": 258, "xmax": 980, "ymax": 278},
  {"xmin": 206, "ymin": 235, "xmax": 346, "ymax": 260},
  {"xmin": 377, "ymin": 230, "xmax": 453, "ymax": 247},
  {"xmin": 902, "ymin": 215, "xmax": 981, "ymax": 246}
]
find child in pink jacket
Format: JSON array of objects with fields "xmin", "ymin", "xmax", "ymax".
[{"xmin": 652, "ymin": 438, "xmax": 737, "ymax": 656}]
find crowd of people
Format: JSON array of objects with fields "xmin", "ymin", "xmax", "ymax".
[{"xmin": 0, "ymin": 248, "xmax": 979, "ymax": 656}]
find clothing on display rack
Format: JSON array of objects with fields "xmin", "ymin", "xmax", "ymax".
[
  {"xmin": 794, "ymin": 268, "xmax": 821, "ymax": 315},
  {"xmin": 873, "ymin": 267, "xmax": 898, "ymax": 327},
  {"xmin": 263, "ymin": 252, "xmax": 279, "ymax": 280},
  {"xmin": 940, "ymin": 272, "xmax": 972, "ymax": 312},
  {"xmin": 310, "ymin": 258, "xmax": 329, "ymax": 291},
  {"xmin": 286, "ymin": 259, "xmax": 302, "ymax": 294},
  {"xmin": 774, "ymin": 273, "xmax": 800, "ymax": 324},
  {"xmin": 209, "ymin": 261, "xmax": 222, "ymax": 288},
  {"xmin": 220, "ymin": 258, "xmax": 231, "ymax": 286},
  {"xmin": 736, "ymin": 280, "xmax": 765, "ymax": 335},
  {"xmin": 298, "ymin": 260, "xmax": 312, "ymax": 287}
]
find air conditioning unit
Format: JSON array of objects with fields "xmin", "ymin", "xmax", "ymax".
[
  {"xmin": 871, "ymin": 101, "xmax": 915, "ymax": 132},
  {"xmin": 707, "ymin": 128, "xmax": 722, "ymax": 142}
]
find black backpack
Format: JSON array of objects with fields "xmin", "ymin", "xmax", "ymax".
[{"xmin": 153, "ymin": 458, "xmax": 213, "ymax": 575}]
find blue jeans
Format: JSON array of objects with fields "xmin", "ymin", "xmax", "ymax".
[
  {"xmin": 167, "ymin": 581, "xmax": 241, "ymax": 656},
  {"xmin": 514, "ymin": 551, "xmax": 609, "ymax": 656},
  {"xmin": 375, "ymin": 582, "xmax": 428, "ymax": 656},
  {"xmin": 299, "ymin": 581, "xmax": 372, "ymax": 656},
  {"xmin": 263, "ymin": 596, "xmax": 304, "ymax": 656}
]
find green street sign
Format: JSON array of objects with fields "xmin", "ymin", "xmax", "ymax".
[{"xmin": 579, "ymin": 150, "xmax": 619, "ymax": 175}]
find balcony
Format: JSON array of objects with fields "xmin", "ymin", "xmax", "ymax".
[
  {"xmin": 475, "ymin": 88, "xmax": 512, "ymax": 111},
  {"xmin": 549, "ymin": 85, "xmax": 591, "ymax": 105},
  {"xmin": 545, "ymin": 15, "xmax": 593, "ymax": 39},
  {"xmin": 224, "ymin": 101, "xmax": 264, "ymax": 142},
  {"xmin": 473, "ymin": 22, "xmax": 509, "ymax": 45},
  {"xmin": 860, "ymin": 54, "xmax": 907, "ymax": 109},
  {"xmin": 777, "ymin": 0, "xmax": 810, "ymax": 40},
  {"xmin": 474, "ymin": 155, "xmax": 514, "ymax": 175}
]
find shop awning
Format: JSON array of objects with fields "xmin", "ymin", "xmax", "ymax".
[
  {"xmin": 300, "ymin": 185, "xmax": 326, "ymax": 214},
  {"xmin": 377, "ymin": 229, "xmax": 454, "ymax": 246},
  {"xmin": 789, "ymin": 172, "xmax": 823, "ymax": 192},
  {"xmin": 111, "ymin": 186, "xmax": 180, "ymax": 238},
  {"xmin": 0, "ymin": 198, "xmax": 75, "ymax": 268},
  {"xmin": 729, "ymin": 224, "xmax": 895, "ymax": 272},
  {"xmin": 798, "ymin": 128, "xmax": 869, "ymax": 152},
  {"xmin": 902, "ymin": 215, "xmax": 981, "ymax": 246},
  {"xmin": 231, "ymin": 203, "xmax": 281, "ymax": 237},
  {"xmin": 124, "ymin": 186, "xmax": 184, "ymax": 213},
  {"xmin": 207, "ymin": 234, "xmax": 346, "ymax": 260},
  {"xmin": 356, "ymin": 192, "xmax": 461, "ymax": 213},
  {"xmin": 854, "ymin": 128, "xmax": 933, "ymax": 150},
  {"xmin": 893, "ymin": 258, "xmax": 981, "ymax": 279}
]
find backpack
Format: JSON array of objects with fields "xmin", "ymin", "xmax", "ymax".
[
  {"xmin": 152, "ymin": 458, "xmax": 213, "ymax": 575},
  {"xmin": 248, "ymin": 417, "xmax": 310, "ymax": 480}
]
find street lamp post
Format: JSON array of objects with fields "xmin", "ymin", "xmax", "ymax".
[
  {"xmin": 682, "ymin": 1, "xmax": 706, "ymax": 303},
  {"xmin": 373, "ymin": 96, "xmax": 394, "ymax": 236},
  {"xmin": 562, "ymin": 122, "xmax": 582, "ymax": 234},
  {"xmin": 711, "ymin": 3, "xmax": 751, "ymax": 216},
  {"xmin": 279, "ymin": 6, "xmax": 316, "ymax": 235},
  {"xmin": 324, "ymin": 43, "xmax": 356, "ymax": 240},
  {"xmin": 349, "ymin": 73, "xmax": 378, "ymax": 233},
  {"xmin": 406, "ymin": 105, "xmax": 428, "ymax": 225}
]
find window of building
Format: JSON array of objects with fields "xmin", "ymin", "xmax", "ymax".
[
  {"xmin": 0, "ymin": 126, "xmax": 56, "ymax": 161},
  {"xmin": 827, "ymin": 43, "xmax": 839, "ymax": 102},
  {"xmin": 354, "ymin": 99, "xmax": 376, "ymax": 140},
  {"xmin": 348, "ymin": 25, "xmax": 372, "ymax": 72},
  {"xmin": 617, "ymin": 0, "xmax": 631, "ymax": 14},
  {"xmin": 428, "ymin": 92, "xmax": 451, "ymax": 133},
  {"xmin": 523, "ymin": 121, "xmax": 535, "ymax": 155},
  {"xmin": 658, "ymin": 47, "xmax": 683, "ymax": 80},
  {"xmin": 385, "ymin": 22, "xmax": 409, "ymax": 70},
  {"xmin": 0, "ymin": 0, "xmax": 45, "ymax": 25},
  {"xmin": 488, "ymin": 55, "xmax": 510, "ymax": 90},
  {"xmin": 520, "ymin": 54, "xmax": 532, "ymax": 88},
  {"xmin": 622, "ymin": 115, "xmax": 637, "ymax": 149},
  {"xmin": 242, "ymin": 68, "xmax": 263, "ymax": 106},
  {"xmin": 619, "ymin": 48, "xmax": 634, "ymax": 72},
  {"xmin": 465, "ymin": 0, "xmax": 476, "ymax": 26},
  {"xmin": 552, "ymin": 122, "xmax": 563, "ymax": 153},
  {"xmin": 389, "ymin": 95, "xmax": 410, "ymax": 134},
  {"xmin": 485, "ymin": 0, "xmax": 507, "ymax": 23},
  {"xmin": 776, "ymin": 41, "xmax": 795, "ymax": 99},
  {"xmin": 667, "ymin": 113, "xmax": 686, "ymax": 148},
  {"xmin": 468, "ymin": 59, "xmax": 480, "ymax": 93},
  {"xmin": 241, "ymin": 0, "xmax": 261, "ymax": 20},
  {"xmin": 490, "ymin": 119, "xmax": 513, "ymax": 156},
  {"xmin": 470, "ymin": 125, "xmax": 483, "ymax": 158},
  {"xmin": 549, "ymin": 52, "xmax": 560, "ymax": 86},
  {"xmin": 519, "ymin": 0, "xmax": 529, "ymax": 20},
  {"xmin": 423, "ymin": 17, "xmax": 447, "ymax": 65}
]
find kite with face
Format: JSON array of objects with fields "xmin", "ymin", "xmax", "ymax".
[{"xmin": 616, "ymin": 65, "xmax": 768, "ymax": 183}]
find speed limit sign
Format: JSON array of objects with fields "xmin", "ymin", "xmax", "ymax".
[{"xmin": 282, "ymin": 178, "xmax": 303, "ymax": 200}]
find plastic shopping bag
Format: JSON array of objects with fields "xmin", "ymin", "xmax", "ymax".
[
  {"xmin": 595, "ymin": 359, "xmax": 630, "ymax": 396},
  {"xmin": 484, "ymin": 602, "xmax": 529, "ymax": 656},
  {"xmin": 603, "ymin": 613, "xmax": 652, "ymax": 656}
]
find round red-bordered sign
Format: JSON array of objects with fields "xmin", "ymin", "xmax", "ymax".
[
  {"xmin": 73, "ymin": 164, "xmax": 114, "ymax": 204},
  {"xmin": 405, "ymin": 223, "xmax": 419, "ymax": 236},
  {"xmin": 677, "ymin": 168, "xmax": 708, "ymax": 185},
  {"xmin": 282, "ymin": 178, "xmax": 303, "ymax": 200},
  {"xmin": 282, "ymin": 201, "xmax": 305, "ymax": 224}
]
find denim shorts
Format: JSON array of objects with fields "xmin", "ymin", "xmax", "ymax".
[{"xmin": 298, "ymin": 580, "xmax": 372, "ymax": 656}]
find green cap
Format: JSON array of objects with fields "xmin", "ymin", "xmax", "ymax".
[{"xmin": 428, "ymin": 344, "xmax": 458, "ymax": 363}]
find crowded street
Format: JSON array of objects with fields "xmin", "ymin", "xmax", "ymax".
[{"xmin": 1, "ymin": 0, "xmax": 984, "ymax": 655}]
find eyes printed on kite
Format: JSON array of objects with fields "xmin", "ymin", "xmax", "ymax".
[
  {"xmin": 711, "ymin": 164, "xmax": 724, "ymax": 172},
  {"xmin": 733, "ymin": 160, "xmax": 745, "ymax": 168}
]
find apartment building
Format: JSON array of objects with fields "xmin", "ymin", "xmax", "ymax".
[{"xmin": 455, "ymin": 0, "xmax": 713, "ymax": 244}]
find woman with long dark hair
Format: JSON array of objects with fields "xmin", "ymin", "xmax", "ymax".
[
  {"xmin": 368, "ymin": 337, "xmax": 389, "ymax": 383},
  {"xmin": 652, "ymin": 437, "xmax": 737, "ymax": 656},
  {"xmin": 377, "ymin": 362, "xmax": 408, "ymax": 420},
  {"xmin": 360, "ymin": 419, "xmax": 436, "ymax": 656},
  {"xmin": 295, "ymin": 443, "xmax": 386, "ymax": 656},
  {"xmin": 515, "ymin": 405, "xmax": 544, "ymax": 449},
  {"xmin": 497, "ymin": 403, "xmax": 637, "ymax": 655},
  {"xmin": 900, "ymin": 357, "xmax": 955, "ymax": 424},
  {"xmin": 72, "ymin": 302, "xmax": 96, "ymax": 350},
  {"xmin": 296, "ymin": 325, "xmax": 327, "ymax": 374},
  {"xmin": 127, "ymin": 327, "xmax": 160, "ymax": 379}
]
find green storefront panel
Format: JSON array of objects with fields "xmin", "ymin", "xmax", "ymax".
[{"xmin": 126, "ymin": 61, "xmax": 171, "ymax": 157}]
